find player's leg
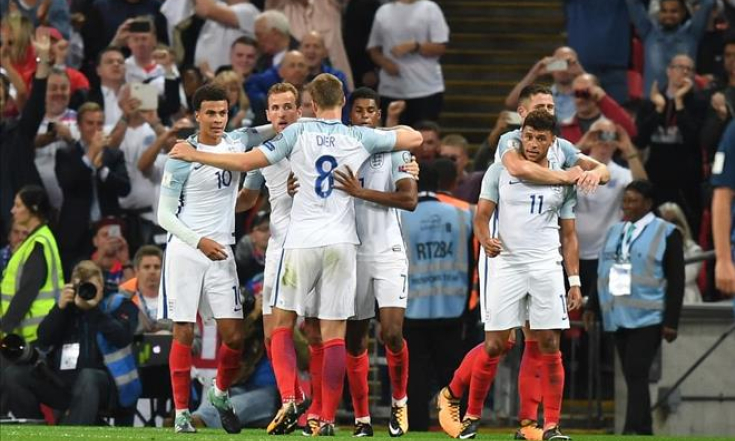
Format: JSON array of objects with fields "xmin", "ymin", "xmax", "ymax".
[
  {"xmin": 302, "ymin": 316, "xmax": 323, "ymax": 435},
  {"xmin": 517, "ymin": 324, "xmax": 544, "ymax": 441},
  {"xmin": 261, "ymin": 243, "xmax": 279, "ymax": 360},
  {"xmin": 159, "ymin": 238, "xmax": 205, "ymax": 433},
  {"xmin": 528, "ymin": 263, "xmax": 571, "ymax": 441},
  {"xmin": 345, "ymin": 318, "xmax": 372, "ymax": 435},
  {"xmin": 204, "ymin": 250, "xmax": 247, "ymax": 434},
  {"xmin": 373, "ymin": 258, "xmax": 411, "ymax": 436}
]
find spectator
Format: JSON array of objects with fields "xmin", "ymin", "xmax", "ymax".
[
  {"xmin": 117, "ymin": 98, "xmax": 163, "ymax": 252},
  {"xmin": 413, "ymin": 120, "xmax": 442, "ymax": 162},
  {"xmin": 191, "ymin": 295, "xmax": 278, "ymax": 429},
  {"xmin": 0, "ymin": 13, "xmax": 36, "ymax": 81},
  {"xmin": 504, "ymin": 46, "xmax": 585, "ymax": 122},
  {"xmin": 635, "ymin": 54, "xmax": 706, "ymax": 235},
  {"xmin": 252, "ymin": 10, "xmax": 297, "ymax": 73},
  {"xmin": 245, "ymin": 50, "xmax": 307, "ymax": 125},
  {"xmin": 35, "ymin": 67, "xmax": 79, "ymax": 212},
  {"xmin": 35, "ymin": 26, "xmax": 90, "ymax": 102},
  {"xmin": 193, "ymin": 0, "xmax": 260, "ymax": 74},
  {"xmin": 658, "ymin": 202, "xmax": 703, "ymax": 303},
  {"xmin": 575, "ymin": 119, "xmax": 647, "ymax": 309},
  {"xmin": 701, "ymin": 36, "xmax": 735, "ymax": 164},
  {"xmin": 343, "ymin": 0, "xmax": 380, "ymax": 88},
  {"xmin": 439, "ymin": 134, "xmax": 483, "ymax": 203},
  {"xmin": 215, "ymin": 36, "xmax": 258, "ymax": 83},
  {"xmin": 2, "ymin": 260, "xmax": 140, "ymax": 425},
  {"xmin": 561, "ymin": 73, "xmax": 637, "ymax": 145},
  {"xmin": 91, "ymin": 219, "xmax": 132, "ymax": 295},
  {"xmin": 1, "ymin": 35, "xmax": 29, "ymax": 115},
  {"xmin": 119, "ymin": 245, "xmax": 171, "ymax": 333},
  {"xmin": 367, "ymin": 0, "xmax": 449, "ymax": 126},
  {"xmin": 586, "ymin": 180, "xmax": 684, "ymax": 436},
  {"xmin": 55, "ymin": 102, "xmax": 130, "ymax": 273},
  {"xmin": 213, "ymin": 69, "xmax": 251, "ymax": 129},
  {"xmin": 266, "ymin": 0, "xmax": 354, "ymax": 89},
  {"xmin": 0, "ymin": 220, "xmax": 29, "ymax": 272},
  {"xmin": 626, "ymin": 0, "xmax": 716, "ymax": 94},
  {"xmin": 0, "ymin": 185, "xmax": 63, "ymax": 343},
  {"xmin": 85, "ymin": 47, "xmax": 126, "ymax": 131},
  {"xmin": 234, "ymin": 211, "xmax": 269, "ymax": 287},
  {"xmin": 1, "ymin": 0, "xmax": 71, "ymax": 40},
  {"xmin": 565, "ymin": 0, "xmax": 630, "ymax": 104},
  {"xmin": 401, "ymin": 161, "xmax": 472, "ymax": 431},
  {"xmin": 120, "ymin": 17, "xmax": 173, "ymax": 98},
  {"xmin": 433, "ymin": 157, "xmax": 471, "ymax": 210},
  {"xmin": 0, "ymin": 27, "xmax": 49, "ymax": 240},
  {"xmin": 83, "ymin": 0, "xmax": 168, "ymax": 75},
  {"xmin": 301, "ymin": 31, "xmax": 350, "ymax": 90}
]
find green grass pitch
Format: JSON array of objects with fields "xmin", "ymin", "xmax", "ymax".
[{"xmin": 0, "ymin": 426, "xmax": 732, "ymax": 441}]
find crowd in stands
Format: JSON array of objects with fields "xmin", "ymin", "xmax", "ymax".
[{"xmin": 0, "ymin": 0, "xmax": 732, "ymax": 431}]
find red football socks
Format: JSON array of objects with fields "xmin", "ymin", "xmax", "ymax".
[
  {"xmin": 449, "ymin": 343, "xmax": 483, "ymax": 398},
  {"xmin": 541, "ymin": 352, "xmax": 564, "ymax": 428},
  {"xmin": 386, "ymin": 340, "xmax": 409, "ymax": 402},
  {"xmin": 170, "ymin": 340, "xmax": 192, "ymax": 410},
  {"xmin": 271, "ymin": 327, "xmax": 297, "ymax": 402},
  {"xmin": 466, "ymin": 348, "xmax": 500, "ymax": 419},
  {"xmin": 346, "ymin": 350, "xmax": 370, "ymax": 419},
  {"xmin": 320, "ymin": 339, "xmax": 346, "ymax": 423},
  {"xmin": 307, "ymin": 343, "xmax": 324, "ymax": 418},
  {"xmin": 215, "ymin": 343, "xmax": 242, "ymax": 391},
  {"xmin": 518, "ymin": 340, "xmax": 543, "ymax": 422}
]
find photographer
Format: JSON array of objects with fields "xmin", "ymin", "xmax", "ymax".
[{"xmin": 1, "ymin": 261, "xmax": 140, "ymax": 425}]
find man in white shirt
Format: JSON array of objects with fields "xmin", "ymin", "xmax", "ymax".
[
  {"xmin": 94, "ymin": 47, "xmax": 126, "ymax": 131},
  {"xmin": 194, "ymin": 0, "xmax": 260, "ymax": 73},
  {"xmin": 169, "ymin": 73, "xmax": 423, "ymax": 436}
]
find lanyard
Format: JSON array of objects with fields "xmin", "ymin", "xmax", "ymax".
[{"xmin": 620, "ymin": 223, "xmax": 636, "ymax": 262}]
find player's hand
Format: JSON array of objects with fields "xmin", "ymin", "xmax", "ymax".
[
  {"xmin": 287, "ymin": 171, "xmax": 299, "ymax": 197},
  {"xmin": 198, "ymin": 237, "xmax": 227, "ymax": 261},
  {"xmin": 567, "ymin": 286, "xmax": 582, "ymax": 311},
  {"xmin": 58, "ymin": 283, "xmax": 76, "ymax": 309},
  {"xmin": 334, "ymin": 165, "xmax": 363, "ymax": 198},
  {"xmin": 400, "ymin": 156, "xmax": 420, "ymax": 180},
  {"xmin": 481, "ymin": 237, "xmax": 502, "ymax": 258},
  {"xmin": 662, "ymin": 326, "xmax": 678, "ymax": 343},
  {"xmin": 169, "ymin": 142, "xmax": 198, "ymax": 162},
  {"xmin": 715, "ymin": 260, "xmax": 735, "ymax": 296},
  {"xmin": 582, "ymin": 309, "xmax": 595, "ymax": 331},
  {"xmin": 577, "ymin": 170, "xmax": 601, "ymax": 194},
  {"xmin": 563, "ymin": 165, "xmax": 584, "ymax": 185}
]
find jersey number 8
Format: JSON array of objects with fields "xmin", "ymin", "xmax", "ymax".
[{"xmin": 315, "ymin": 155, "xmax": 338, "ymax": 198}]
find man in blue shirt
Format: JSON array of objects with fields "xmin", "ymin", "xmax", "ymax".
[{"xmin": 712, "ymin": 120, "xmax": 735, "ymax": 302}]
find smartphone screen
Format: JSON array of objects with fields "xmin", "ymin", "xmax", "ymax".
[
  {"xmin": 128, "ymin": 21, "xmax": 151, "ymax": 33},
  {"xmin": 107, "ymin": 225, "xmax": 121, "ymax": 238}
]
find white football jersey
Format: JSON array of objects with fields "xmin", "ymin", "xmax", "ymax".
[
  {"xmin": 160, "ymin": 128, "xmax": 272, "ymax": 246},
  {"xmin": 480, "ymin": 161, "xmax": 576, "ymax": 264},
  {"xmin": 356, "ymin": 151, "xmax": 413, "ymax": 260},
  {"xmin": 242, "ymin": 159, "xmax": 293, "ymax": 247},
  {"xmin": 258, "ymin": 119, "xmax": 397, "ymax": 249}
]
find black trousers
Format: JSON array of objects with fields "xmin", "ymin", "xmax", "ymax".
[
  {"xmin": 579, "ymin": 259, "xmax": 599, "ymax": 304},
  {"xmin": 403, "ymin": 317, "xmax": 464, "ymax": 431},
  {"xmin": 2, "ymin": 364, "xmax": 117, "ymax": 425},
  {"xmin": 380, "ymin": 92, "xmax": 444, "ymax": 127},
  {"xmin": 614, "ymin": 325, "xmax": 662, "ymax": 435}
]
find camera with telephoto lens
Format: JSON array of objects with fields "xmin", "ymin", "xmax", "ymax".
[
  {"xmin": 75, "ymin": 281, "xmax": 97, "ymax": 301},
  {"xmin": 0, "ymin": 333, "xmax": 66, "ymax": 387}
]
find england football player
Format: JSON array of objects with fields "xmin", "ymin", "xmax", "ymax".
[
  {"xmin": 233, "ymin": 82, "xmax": 312, "ymax": 432},
  {"xmin": 157, "ymin": 84, "xmax": 275, "ymax": 434},
  {"xmin": 337, "ymin": 87, "xmax": 417, "ymax": 437},
  {"xmin": 169, "ymin": 73, "xmax": 423, "ymax": 435},
  {"xmin": 439, "ymin": 111, "xmax": 582, "ymax": 441},
  {"xmin": 712, "ymin": 120, "xmax": 735, "ymax": 300}
]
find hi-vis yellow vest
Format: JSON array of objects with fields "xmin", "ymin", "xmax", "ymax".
[{"xmin": 0, "ymin": 225, "xmax": 64, "ymax": 342}]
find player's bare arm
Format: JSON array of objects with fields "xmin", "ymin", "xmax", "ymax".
[
  {"xmin": 474, "ymin": 199, "xmax": 502, "ymax": 258},
  {"xmin": 235, "ymin": 188, "xmax": 260, "ymax": 213},
  {"xmin": 574, "ymin": 153, "xmax": 610, "ymax": 193},
  {"xmin": 502, "ymin": 149, "xmax": 583, "ymax": 185},
  {"xmin": 560, "ymin": 218, "xmax": 583, "ymax": 310},
  {"xmin": 713, "ymin": 187, "xmax": 735, "ymax": 295},
  {"xmin": 169, "ymin": 141, "xmax": 271, "ymax": 172},
  {"xmin": 377, "ymin": 126, "xmax": 424, "ymax": 151},
  {"xmin": 334, "ymin": 165, "xmax": 418, "ymax": 211}
]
